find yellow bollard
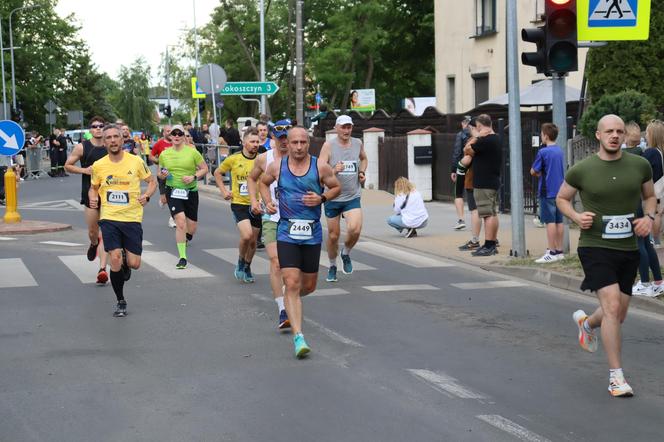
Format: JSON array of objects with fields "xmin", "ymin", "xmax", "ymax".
[{"xmin": 3, "ymin": 166, "xmax": 21, "ymax": 223}]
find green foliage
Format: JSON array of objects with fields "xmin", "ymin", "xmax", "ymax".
[
  {"xmin": 110, "ymin": 58, "xmax": 157, "ymax": 134},
  {"xmin": 586, "ymin": 0, "xmax": 664, "ymax": 106},
  {"xmin": 578, "ymin": 90, "xmax": 659, "ymax": 138}
]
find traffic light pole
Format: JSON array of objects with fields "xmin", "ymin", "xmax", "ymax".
[{"xmin": 552, "ymin": 73, "xmax": 570, "ymax": 254}]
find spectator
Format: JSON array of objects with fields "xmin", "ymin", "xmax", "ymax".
[
  {"xmin": 240, "ymin": 119, "xmax": 252, "ymax": 139},
  {"xmin": 222, "ymin": 118, "xmax": 241, "ymax": 148},
  {"xmin": 643, "ymin": 121, "xmax": 664, "ymax": 248},
  {"xmin": 209, "ymin": 119, "xmax": 221, "ymax": 144},
  {"xmin": 0, "ymin": 153, "xmax": 10, "ymax": 204},
  {"xmin": 451, "ymin": 115, "xmax": 471, "ymax": 230},
  {"xmin": 530, "ymin": 123, "xmax": 565, "ymax": 263},
  {"xmin": 387, "ymin": 177, "xmax": 429, "ymax": 238}
]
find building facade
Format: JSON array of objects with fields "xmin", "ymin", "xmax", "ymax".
[{"xmin": 435, "ymin": 0, "xmax": 588, "ymax": 114}]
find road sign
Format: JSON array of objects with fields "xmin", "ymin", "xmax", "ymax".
[
  {"xmin": 0, "ymin": 120, "xmax": 26, "ymax": 156},
  {"xmin": 220, "ymin": 82, "xmax": 280, "ymax": 96},
  {"xmin": 45, "ymin": 113, "xmax": 56, "ymax": 125},
  {"xmin": 43, "ymin": 99, "xmax": 57, "ymax": 113},
  {"xmin": 578, "ymin": 0, "xmax": 651, "ymax": 41},
  {"xmin": 196, "ymin": 64, "xmax": 227, "ymax": 94},
  {"xmin": 67, "ymin": 110, "xmax": 84, "ymax": 126},
  {"xmin": 191, "ymin": 77, "xmax": 206, "ymax": 99}
]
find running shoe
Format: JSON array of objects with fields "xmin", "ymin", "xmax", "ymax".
[
  {"xmin": 243, "ymin": 265, "xmax": 255, "ymax": 283},
  {"xmin": 96, "ymin": 268, "xmax": 108, "ymax": 285},
  {"xmin": 121, "ymin": 250, "xmax": 131, "ymax": 281},
  {"xmin": 454, "ymin": 219, "xmax": 466, "ymax": 230},
  {"xmin": 458, "ymin": 239, "xmax": 480, "ymax": 251},
  {"xmin": 326, "ymin": 265, "xmax": 338, "ymax": 282},
  {"xmin": 632, "ymin": 281, "xmax": 652, "ymax": 297},
  {"xmin": 572, "ymin": 309, "xmax": 598, "ymax": 353},
  {"xmin": 234, "ymin": 259, "xmax": 245, "ymax": 281},
  {"xmin": 256, "ymin": 239, "xmax": 265, "ymax": 249},
  {"xmin": 650, "ymin": 283, "xmax": 664, "ymax": 297},
  {"xmin": 278, "ymin": 309, "xmax": 290, "ymax": 330},
  {"xmin": 341, "ymin": 254, "xmax": 353, "ymax": 274},
  {"xmin": 535, "ymin": 250, "xmax": 558, "ymax": 264},
  {"xmin": 533, "ymin": 216, "xmax": 545, "ymax": 228},
  {"xmin": 113, "ymin": 301, "xmax": 127, "ymax": 318},
  {"xmin": 293, "ymin": 333, "xmax": 311, "ymax": 359},
  {"xmin": 471, "ymin": 245, "xmax": 497, "ymax": 256},
  {"xmin": 176, "ymin": 258, "xmax": 187, "ymax": 269},
  {"xmin": 405, "ymin": 228, "xmax": 418, "ymax": 238},
  {"xmin": 608, "ymin": 376, "xmax": 634, "ymax": 397},
  {"xmin": 87, "ymin": 242, "xmax": 98, "ymax": 261},
  {"xmin": 168, "ymin": 217, "xmax": 176, "ymax": 228}
]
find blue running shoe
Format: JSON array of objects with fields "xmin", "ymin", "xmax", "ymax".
[
  {"xmin": 278, "ymin": 309, "xmax": 290, "ymax": 329},
  {"xmin": 293, "ymin": 333, "xmax": 311, "ymax": 359},
  {"xmin": 243, "ymin": 264, "xmax": 255, "ymax": 283},
  {"xmin": 234, "ymin": 259, "xmax": 245, "ymax": 281},
  {"xmin": 326, "ymin": 265, "xmax": 338, "ymax": 282},
  {"xmin": 341, "ymin": 254, "xmax": 353, "ymax": 274}
]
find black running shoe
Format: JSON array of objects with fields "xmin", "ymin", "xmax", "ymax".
[
  {"xmin": 458, "ymin": 240, "xmax": 480, "ymax": 251},
  {"xmin": 113, "ymin": 301, "xmax": 127, "ymax": 317},
  {"xmin": 176, "ymin": 258, "xmax": 187, "ymax": 269},
  {"xmin": 87, "ymin": 243, "xmax": 98, "ymax": 261},
  {"xmin": 471, "ymin": 245, "xmax": 498, "ymax": 257},
  {"xmin": 256, "ymin": 239, "xmax": 265, "ymax": 249},
  {"xmin": 121, "ymin": 250, "xmax": 131, "ymax": 281}
]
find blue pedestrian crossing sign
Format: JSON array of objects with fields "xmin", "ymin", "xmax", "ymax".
[
  {"xmin": 0, "ymin": 120, "xmax": 25, "ymax": 156},
  {"xmin": 578, "ymin": 0, "xmax": 651, "ymax": 41}
]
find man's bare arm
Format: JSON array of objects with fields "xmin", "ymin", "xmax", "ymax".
[{"xmin": 64, "ymin": 143, "xmax": 88, "ymax": 174}]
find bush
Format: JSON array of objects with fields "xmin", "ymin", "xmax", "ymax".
[{"xmin": 578, "ymin": 90, "xmax": 659, "ymax": 138}]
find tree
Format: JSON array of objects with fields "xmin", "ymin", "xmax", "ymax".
[
  {"xmin": 578, "ymin": 90, "xmax": 659, "ymax": 138},
  {"xmin": 111, "ymin": 58, "xmax": 157, "ymax": 133}
]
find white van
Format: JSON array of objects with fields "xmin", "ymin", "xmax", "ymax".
[{"xmin": 65, "ymin": 129, "xmax": 89, "ymax": 149}]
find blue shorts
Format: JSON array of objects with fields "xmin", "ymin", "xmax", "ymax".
[
  {"xmin": 99, "ymin": 220, "xmax": 143, "ymax": 255},
  {"xmin": 540, "ymin": 197, "xmax": 563, "ymax": 224},
  {"xmin": 324, "ymin": 197, "xmax": 361, "ymax": 218}
]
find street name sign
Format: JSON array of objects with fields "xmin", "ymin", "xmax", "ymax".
[
  {"xmin": 578, "ymin": 0, "xmax": 651, "ymax": 41},
  {"xmin": 0, "ymin": 120, "xmax": 26, "ymax": 156},
  {"xmin": 220, "ymin": 82, "xmax": 280, "ymax": 96}
]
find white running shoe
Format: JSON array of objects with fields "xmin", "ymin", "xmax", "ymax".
[
  {"xmin": 533, "ymin": 216, "xmax": 545, "ymax": 228},
  {"xmin": 535, "ymin": 250, "xmax": 557, "ymax": 264},
  {"xmin": 650, "ymin": 283, "xmax": 664, "ymax": 297},
  {"xmin": 168, "ymin": 216, "xmax": 176, "ymax": 228},
  {"xmin": 453, "ymin": 219, "xmax": 466, "ymax": 230},
  {"xmin": 632, "ymin": 281, "xmax": 652, "ymax": 297},
  {"xmin": 554, "ymin": 252, "xmax": 564, "ymax": 261},
  {"xmin": 572, "ymin": 309, "xmax": 598, "ymax": 353},
  {"xmin": 608, "ymin": 375, "xmax": 634, "ymax": 397}
]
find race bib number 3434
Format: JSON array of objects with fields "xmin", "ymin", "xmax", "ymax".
[
  {"xmin": 602, "ymin": 214, "xmax": 634, "ymax": 239},
  {"xmin": 107, "ymin": 190, "xmax": 129, "ymax": 205}
]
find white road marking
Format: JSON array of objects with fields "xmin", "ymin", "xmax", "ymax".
[
  {"xmin": 318, "ymin": 252, "xmax": 375, "ymax": 271},
  {"xmin": 142, "ymin": 251, "xmax": 213, "ymax": 278},
  {"xmin": 476, "ymin": 415, "xmax": 551, "ymax": 442},
  {"xmin": 451, "ymin": 281, "xmax": 529, "ymax": 290},
  {"xmin": 308, "ymin": 288, "xmax": 350, "ymax": 297},
  {"xmin": 408, "ymin": 369, "xmax": 487, "ymax": 400},
  {"xmin": 0, "ymin": 258, "xmax": 39, "ymax": 288},
  {"xmin": 355, "ymin": 241, "xmax": 455, "ymax": 268},
  {"xmin": 203, "ymin": 248, "xmax": 270, "ymax": 275},
  {"xmin": 0, "ymin": 236, "xmax": 17, "ymax": 241},
  {"xmin": 40, "ymin": 241, "xmax": 83, "ymax": 247},
  {"xmin": 142, "ymin": 240, "xmax": 153, "ymax": 246},
  {"xmin": 58, "ymin": 255, "xmax": 98, "ymax": 283},
  {"xmin": 364, "ymin": 284, "xmax": 438, "ymax": 292},
  {"xmin": 19, "ymin": 199, "xmax": 84, "ymax": 211}
]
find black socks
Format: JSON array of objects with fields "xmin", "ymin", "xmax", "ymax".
[{"xmin": 110, "ymin": 270, "xmax": 125, "ymax": 302}]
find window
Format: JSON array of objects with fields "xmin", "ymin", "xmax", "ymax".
[
  {"xmin": 473, "ymin": 73, "xmax": 489, "ymax": 107},
  {"xmin": 447, "ymin": 77, "xmax": 456, "ymax": 113},
  {"xmin": 475, "ymin": 0, "xmax": 496, "ymax": 36}
]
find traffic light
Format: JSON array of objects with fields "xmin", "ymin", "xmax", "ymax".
[
  {"xmin": 164, "ymin": 104, "xmax": 172, "ymax": 118},
  {"xmin": 198, "ymin": 100, "xmax": 205, "ymax": 114},
  {"xmin": 522, "ymin": 0, "xmax": 578, "ymax": 75}
]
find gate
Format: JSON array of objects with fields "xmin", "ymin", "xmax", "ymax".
[
  {"xmin": 431, "ymin": 133, "xmax": 457, "ymax": 201},
  {"xmin": 378, "ymin": 136, "xmax": 408, "ymax": 193}
]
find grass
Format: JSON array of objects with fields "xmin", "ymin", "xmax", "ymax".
[{"xmin": 501, "ymin": 254, "xmax": 585, "ymax": 278}]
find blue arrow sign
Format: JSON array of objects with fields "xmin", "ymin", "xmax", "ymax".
[{"xmin": 0, "ymin": 120, "xmax": 25, "ymax": 156}]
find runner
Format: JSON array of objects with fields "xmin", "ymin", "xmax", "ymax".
[
  {"xmin": 64, "ymin": 116, "xmax": 110, "ymax": 284},
  {"xmin": 260, "ymin": 126, "xmax": 340, "ymax": 358},
  {"xmin": 318, "ymin": 115, "xmax": 367, "ymax": 282},
  {"xmin": 89, "ymin": 124, "xmax": 157, "ymax": 317},
  {"xmin": 157, "ymin": 125, "xmax": 208, "ymax": 269},
  {"xmin": 248, "ymin": 120, "xmax": 292, "ymax": 329},
  {"xmin": 148, "ymin": 125, "xmax": 175, "ymax": 228},
  {"xmin": 557, "ymin": 114, "xmax": 655, "ymax": 397},
  {"xmin": 257, "ymin": 121, "xmax": 274, "ymax": 152},
  {"xmin": 213, "ymin": 127, "xmax": 261, "ymax": 283}
]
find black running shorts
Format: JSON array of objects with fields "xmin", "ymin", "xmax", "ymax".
[
  {"xmin": 454, "ymin": 174, "xmax": 465, "ymax": 198},
  {"xmin": 578, "ymin": 246, "xmax": 640, "ymax": 295},
  {"xmin": 277, "ymin": 241, "xmax": 322, "ymax": 274},
  {"xmin": 99, "ymin": 220, "xmax": 143, "ymax": 255},
  {"xmin": 231, "ymin": 203, "xmax": 262, "ymax": 229},
  {"xmin": 165, "ymin": 187, "xmax": 199, "ymax": 221}
]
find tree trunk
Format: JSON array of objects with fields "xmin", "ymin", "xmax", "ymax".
[{"xmin": 364, "ymin": 53, "xmax": 374, "ymax": 88}]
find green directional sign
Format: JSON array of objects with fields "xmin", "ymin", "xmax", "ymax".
[{"xmin": 220, "ymin": 82, "xmax": 280, "ymax": 96}]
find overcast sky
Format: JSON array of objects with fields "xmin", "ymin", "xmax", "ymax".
[{"xmin": 55, "ymin": 0, "xmax": 220, "ymax": 81}]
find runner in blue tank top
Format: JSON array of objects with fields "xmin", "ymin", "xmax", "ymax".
[{"xmin": 261, "ymin": 127, "xmax": 340, "ymax": 359}]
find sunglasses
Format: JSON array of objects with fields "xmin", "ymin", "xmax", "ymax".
[
  {"xmin": 90, "ymin": 124, "xmax": 104, "ymax": 129},
  {"xmin": 170, "ymin": 131, "xmax": 184, "ymax": 137},
  {"xmin": 273, "ymin": 125, "xmax": 292, "ymax": 132}
]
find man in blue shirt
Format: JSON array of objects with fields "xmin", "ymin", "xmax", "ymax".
[{"xmin": 531, "ymin": 123, "xmax": 565, "ymax": 263}]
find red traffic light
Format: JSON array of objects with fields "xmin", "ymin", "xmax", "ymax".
[
  {"xmin": 549, "ymin": 0, "xmax": 572, "ymax": 5},
  {"xmin": 549, "ymin": 8, "xmax": 576, "ymax": 38}
]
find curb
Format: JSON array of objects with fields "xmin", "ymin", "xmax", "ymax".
[{"xmin": 0, "ymin": 220, "xmax": 72, "ymax": 235}]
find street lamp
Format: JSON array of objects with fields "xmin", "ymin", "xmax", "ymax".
[
  {"xmin": 0, "ymin": 19, "xmax": 8, "ymax": 119},
  {"xmin": 193, "ymin": 0, "xmax": 201, "ymax": 128},
  {"xmin": 10, "ymin": 5, "xmax": 42, "ymax": 114}
]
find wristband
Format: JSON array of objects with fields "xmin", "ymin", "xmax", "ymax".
[
  {"xmin": 320, "ymin": 194, "xmax": 327, "ymax": 204},
  {"xmin": 647, "ymin": 213, "xmax": 656, "ymax": 221}
]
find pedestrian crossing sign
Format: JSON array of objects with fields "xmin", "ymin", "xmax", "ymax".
[{"xmin": 578, "ymin": 0, "xmax": 651, "ymax": 41}]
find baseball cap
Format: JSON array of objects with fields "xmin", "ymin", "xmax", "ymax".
[
  {"xmin": 336, "ymin": 115, "xmax": 353, "ymax": 126},
  {"xmin": 272, "ymin": 118, "xmax": 292, "ymax": 138},
  {"xmin": 170, "ymin": 124, "xmax": 185, "ymax": 134},
  {"xmin": 463, "ymin": 115, "xmax": 472, "ymax": 123}
]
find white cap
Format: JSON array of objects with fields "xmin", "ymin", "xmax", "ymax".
[{"xmin": 336, "ymin": 115, "xmax": 353, "ymax": 126}]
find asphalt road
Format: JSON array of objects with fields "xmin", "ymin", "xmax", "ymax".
[{"xmin": 1, "ymin": 176, "xmax": 663, "ymax": 442}]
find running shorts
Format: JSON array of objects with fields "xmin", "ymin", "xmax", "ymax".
[
  {"xmin": 231, "ymin": 203, "xmax": 262, "ymax": 229},
  {"xmin": 578, "ymin": 247, "xmax": 640, "ymax": 295},
  {"xmin": 99, "ymin": 220, "xmax": 143, "ymax": 255},
  {"xmin": 454, "ymin": 174, "xmax": 465, "ymax": 199},
  {"xmin": 262, "ymin": 220, "xmax": 278, "ymax": 244},
  {"xmin": 277, "ymin": 241, "xmax": 322, "ymax": 273},
  {"xmin": 324, "ymin": 197, "xmax": 361, "ymax": 218},
  {"xmin": 165, "ymin": 187, "xmax": 199, "ymax": 221}
]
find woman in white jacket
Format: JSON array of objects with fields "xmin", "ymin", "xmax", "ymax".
[{"xmin": 387, "ymin": 177, "xmax": 429, "ymax": 238}]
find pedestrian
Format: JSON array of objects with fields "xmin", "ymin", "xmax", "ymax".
[
  {"xmin": 557, "ymin": 114, "xmax": 655, "ymax": 397},
  {"xmin": 643, "ymin": 122, "xmax": 664, "ymax": 247},
  {"xmin": 530, "ymin": 123, "xmax": 565, "ymax": 263},
  {"xmin": 48, "ymin": 128, "xmax": 61, "ymax": 177},
  {"xmin": 209, "ymin": 119, "xmax": 221, "ymax": 145},
  {"xmin": 222, "ymin": 118, "xmax": 242, "ymax": 148},
  {"xmin": 0, "ymin": 154, "xmax": 10, "ymax": 205},
  {"xmin": 451, "ymin": 116, "xmax": 471, "ymax": 230},
  {"xmin": 121, "ymin": 125, "xmax": 138, "ymax": 155},
  {"xmin": 387, "ymin": 177, "xmax": 429, "ymax": 237}
]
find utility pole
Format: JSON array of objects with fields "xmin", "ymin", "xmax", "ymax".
[
  {"xmin": 552, "ymin": 73, "xmax": 570, "ymax": 253},
  {"xmin": 193, "ymin": 0, "xmax": 202, "ymax": 128},
  {"xmin": 259, "ymin": 0, "xmax": 266, "ymax": 116},
  {"xmin": 165, "ymin": 46, "xmax": 172, "ymax": 125},
  {"xmin": 295, "ymin": 0, "xmax": 304, "ymax": 125},
  {"xmin": 9, "ymin": 5, "xmax": 41, "ymax": 114},
  {"xmin": 0, "ymin": 19, "xmax": 8, "ymax": 120}
]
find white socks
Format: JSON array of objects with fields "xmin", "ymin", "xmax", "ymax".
[{"xmin": 275, "ymin": 296, "xmax": 285, "ymax": 311}]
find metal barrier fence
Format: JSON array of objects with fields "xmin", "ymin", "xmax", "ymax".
[
  {"xmin": 191, "ymin": 143, "xmax": 240, "ymax": 185},
  {"xmin": 25, "ymin": 145, "xmax": 49, "ymax": 179}
]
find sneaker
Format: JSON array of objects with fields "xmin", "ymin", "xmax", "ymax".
[
  {"xmin": 113, "ymin": 301, "xmax": 127, "ymax": 318},
  {"xmin": 572, "ymin": 309, "xmax": 598, "ymax": 353},
  {"xmin": 243, "ymin": 265, "xmax": 255, "ymax": 283},
  {"xmin": 168, "ymin": 217, "xmax": 176, "ymax": 228},
  {"xmin": 471, "ymin": 245, "xmax": 497, "ymax": 257},
  {"xmin": 176, "ymin": 258, "xmax": 187, "ymax": 269},
  {"xmin": 96, "ymin": 268, "xmax": 108, "ymax": 285},
  {"xmin": 405, "ymin": 228, "xmax": 418, "ymax": 238},
  {"xmin": 121, "ymin": 250, "xmax": 131, "ymax": 281},
  {"xmin": 341, "ymin": 254, "xmax": 353, "ymax": 274},
  {"xmin": 533, "ymin": 216, "xmax": 545, "ymax": 228},
  {"xmin": 454, "ymin": 219, "xmax": 466, "ymax": 230},
  {"xmin": 632, "ymin": 281, "xmax": 652, "ymax": 297},
  {"xmin": 326, "ymin": 265, "xmax": 338, "ymax": 282},
  {"xmin": 650, "ymin": 283, "xmax": 664, "ymax": 297},
  {"xmin": 86, "ymin": 242, "xmax": 98, "ymax": 261},
  {"xmin": 256, "ymin": 239, "xmax": 265, "ymax": 249},
  {"xmin": 293, "ymin": 333, "xmax": 311, "ymax": 359},
  {"xmin": 458, "ymin": 240, "xmax": 480, "ymax": 251},
  {"xmin": 608, "ymin": 376, "xmax": 634, "ymax": 397},
  {"xmin": 535, "ymin": 250, "xmax": 558, "ymax": 264},
  {"xmin": 278, "ymin": 309, "xmax": 290, "ymax": 330},
  {"xmin": 234, "ymin": 259, "xmax": 245, "ymax": 281}
]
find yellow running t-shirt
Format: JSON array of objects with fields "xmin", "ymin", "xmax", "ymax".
[
  {"xmin": 218, "ymin": 151, "xmax": 257, "ymax": 205},
  {"xmin": 91, "ymin": 153, "xmax": 152, "ymax": 223}
]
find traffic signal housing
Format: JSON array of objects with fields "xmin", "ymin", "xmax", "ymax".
[
  {"xmin": 522, "ymin": 27, "xmax": 547, "ymax": 74},
  {"xmin": 164, "ymin": 104, "xmax": 172, "ymax": 118}
]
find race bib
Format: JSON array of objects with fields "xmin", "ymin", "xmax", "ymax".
[
  {"xmin": 288, "ymin": 219, "xmax": 314, "ymax": 240},
  {"xmin": 238, "ymin": 181, "xmax": 249, "ymax": 196},
  {"xmin": 602, "ymin": 214, "xmax": 634, "ymax": 239},
  {"xmin": 106, "ymin": 190, "xmax": 129, "ymax": 206},
  {"xmin": 171, "ymin": 188, "xmax": 189, "ymax": 200},
  {"xmin": 339, "ymin": 160, "xmax": 358, "ymax": 175}
]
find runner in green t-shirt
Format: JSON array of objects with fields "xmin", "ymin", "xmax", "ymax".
[
  {"xmin": 557, "ymin": 114, "xmax": 656, "ymax": 398},
  {"xmin": 157, "ymin": 124, "xmax": 208, "ymax": 269}
]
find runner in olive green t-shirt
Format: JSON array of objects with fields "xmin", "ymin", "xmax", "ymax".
[
  {"xmin": 557, "ymin": 114, "xmax": 656, "ymax": 398},
  {"xmin": 157, "ymin": 125, "xmax": 208, "ymax": 269}
]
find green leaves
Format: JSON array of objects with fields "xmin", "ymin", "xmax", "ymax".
[{"xmin": 578, "ymin": 90, "xmax": 659, "ymax": 138}]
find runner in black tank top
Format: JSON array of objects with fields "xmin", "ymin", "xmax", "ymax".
[{"xmin": 64, "ymin": 117, "xmax": 110, "ymax": 284}]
